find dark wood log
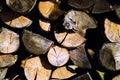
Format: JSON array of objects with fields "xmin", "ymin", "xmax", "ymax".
[
  {"xmin": 92, "ymin": 0, "xmax": 113, "ymax": 14},
  {"xmin": 0, "ymin": 27, "xmax": 20, "ymax": 53},
  {"xmin": 6, "ymin": 0, "xmax": 37, "ymax": 14},
  {"xmin": 104, "ymin": 18, "xmax": 120, "ymax": 42},
  {"xmin": 63, "ymin": 10, "xmax": 97, "ymax": 37},
  {"xmin": 99, "ymin": 43, "xmax": 120, "ymax": 71},
  {"xmin": 47, "ymin": 45, "xmax": 69, "ymax": 67},
  {"xmin": 22, "ymin": 30, "xmax": 54, "ymax": 55},
  {"xmin": 69, "ymin": 43, "xmax": 91, "ymax": 69}
]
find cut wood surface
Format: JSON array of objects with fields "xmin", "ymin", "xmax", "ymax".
[
  {"xmin": 0, "ymin": 68, "xmax": 8, "ymax": 80},
  {"xmin": 54, "ymin": 31, "xmax": 86, "ymax": 48},
  {"xmin": 6, "ymin": 0, "xmax": 37, "ymax": 14},
  {"xmin": 0, "ymin": 11, "xmax": 32, "ymax": 28},
  {"xmin": 51, "ymin": 66, "xmax": 76, "ymax": 79},
  {"xmin": 68, "ymin": 0, "xmax": 95, "ymax": 9},
  {"xmin": 69, "ymin": 44, "xmax": 91, "ymax": 69},
  {"xmin": 104, "ymin": 18, "xmax": 120, "ymax": 42},
  {"xmin": 22, "ymin": 30, "xmax": 54, "ymax": 55},
  {"xmin": 38, "ymin": 1, "xmax": 64, "ymax": 20},
  {"xmin": 63, "ymin": 10, "xmax": 97, "ymax": 36},
  {"xmin": 99, "ymin": 43, "xmax": 120, "ymax": 71},
  {"xmin": 0, "ymin": 27, "xmax": 20, "ymax": 53},
  {"xmin": 0, "ymin": 54, "xmax": 17, "ymax": 68},
  {"xmin": 39, "ymin": 19, "xmax": 51, "ymax": 32},
  {"xmin": 47, "ymin": 45, "xmax": 69, "ymax": 67},
  {"xmin": 23, "ymin": 56, "xmax": 52, "ymax": 80},
  {"xmin": 112, "ymin": 74, "xmax": 120, "ymax": 80}
]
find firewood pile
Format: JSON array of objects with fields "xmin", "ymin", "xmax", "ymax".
[{"xmin": 0, "ymin": 0, "xmax": 120, "ymax": 80}]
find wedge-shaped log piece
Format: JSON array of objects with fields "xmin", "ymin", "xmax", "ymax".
[
  {"xmin": 23, "ymin": 56, "xmax": 52, "ymax": 80},
  {"xmin": 0, "ymin": 11, "xmax": 32, "ymax": 28},
  {"xmin": 0, "ymin": 68, "xmax": 8, "ymax": 80},
  {"xmin": 39, "ymin": 19, "xmax": 51, "ymax": 32},
  {"xmin": 0, "ymin": 27, "xmax": 19, "ymax": 53},
  {"xmin": 68, "ymin": 0, "xmax": 95, "ymax": 9},
  {"xmin": 69, "ymin": 44, "xmax": 91, "ymax": 69},
  {"xmin": 104, "ymin": 18, "xmax": 120, "ymax": 42},
  {"xmin": 47, "ymin": 45, "xmax": 69, "ymax": 67},
  {"xmin": 54, "ymin": 31, "xmax": 86, "ymax": 48},
  {"xmin": 51, "ymin": 66, "xmax": 76, "ymax": 79},
  {"xmin": 63, "ymin": 10, "xmax": 97, "ymax": 36},
  {"xmin": 99, "ymin": 43, "xmax": 120, "ymax": 71},
  {"xmin": 6, "ymin": 0, "xmax": 37, "ymax": 14},
  {"xmin": 38, "ymin": 1, "xmax": 64, "ymax": 20},
  {"xmin": 0, "ymin": 54, "xmax": 17, "ymax": 68},
  {"xmin": 22, "ymin": 30, "xmax": 54, "ymax": 55},
  {"xmin": 72, "ymin": 72, "xmax": 92, "ymax": 80},
  {"xmin": 92, "ymin": 0, "xmax": 113, "ymax": 14}
]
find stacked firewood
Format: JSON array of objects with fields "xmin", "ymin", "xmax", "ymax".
[{"xmin": 0, "ymin": 0, "xmax": 120, "ymax": 80}]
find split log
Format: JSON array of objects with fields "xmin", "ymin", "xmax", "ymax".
[
  {"xmin": 22, "ymin": 30, "xmax": 54, "ymax": 55},
  {"xmin": 68, "ymin": 0, "xmax": 95, "ymax": 9},
  {"xmin": 39, "ymin": 19, "xmax": 51, "ymax": 32},
  {"xmin": 0, "ymin": 27, "xmax": 20, "ymax": 54},
  {"xmin": 54, "ymin": 31, "xmax": 86, "ymax": 48},
  {"xmin": 104, "ymin": 18, "xmax": 120, "ymax": 42},
  {"xmin": 47, "ymin": 45, "xmax": 69, "ymax": 67},
  {"xmin": 51, "ymin": 66, "xmax": 76, "ymax": 79},
  {"xmin": 63, "ymin": 10, "xmax": 97, "ymax": 37},
  {"xmin": 38, "ymin": 1, "xmax": 64, "ymax": 20},
  {"xmin": 0, "ymin": 11, "xmax": 32, "ymax": 28},
  {"xmin": 69, "ymin": 43, "xmax": 91, "ymax": 69},
  {"xmin": 6, "ymin": 0, "xmax": 37, "ymax": 14},
  {"xmin": 0, "ymin": 54, "xmax": 17, "ymax": 68},
  {"xmin": 0, "ymin": 68, "xmax": 8, "ymax": 80},
  {"xmin": 99, "ymin": 43, "xmax": 120, "ymax": 71},
  {"xmin": 92, "ymin": 0, "xmax": 113, "ymax": 14},
  {"xmin": 23, "ymin": 56, "xmax": 52, "ymax": 80},
  {"xmin": 72, "ymin": 72, "xmax": 92, "ymax": 80}
]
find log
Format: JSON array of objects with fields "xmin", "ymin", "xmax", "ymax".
[
  {"xmin": 0, "ymin": 54, "xmax": 17, "ymax": 68},
  {"xmin": 0, "ymin": 68, "xmax": 8, "ymax": 80},
  {"xmin": 38, "ymin": 1, "xmax": 64, "ymax": 20},
  {"xmin": 54, "ymin": 31, "xmax": 86, "ymax": 48},
  {"xmin": 115, "ymin": 5, "xmax": 120, "ymax": 19},
  {"xmin": 104, "ymin": 18, "xmax": 120, "ymax": 42},
  {"xmin": 0, "ymin": 11, "xmax": 32, "ymax": 28},
  {"xmin": 99, "ymin": 43, "xmax": 120, "ymax": 71},
  {"xmin": 6, "ymin": 0, "xmax": 37, "ymax": 14},
  {"xmin": 39, "ymin": 19, "xmax": 51, "ymax": 32},
  {"xmin": 72, "ymin": 72, "xmax": 92, "ymax": 80},
  {"xmin": 0, "ymin": 27, "xmax": 20, "ymax": 53},
  {"xmin": 69, "ymin": 43, "xmax": 91, "ymax": 69},
  {"xmin": 47, "ymin": 45, "xmax": 69, "ymax": 67},
  {"xmin": 51, "ymin": 66, "xmax": 76, "ymax": 79},
  {"xmin": 63, "ymin": 10, "xmax": 97, "ymax": 37},
  {"xmin": 68, "ymin": 0, "xmax": 95, "ymax": 9},
  {"xmin": 22, "ymin": 30, "xmax": 54, "ymax": 55},
  {"xmin": 112, "ymin": 74, "xmax": 120, "ymax": 80},
  {"xmin": 92, "ymin": 0, "xmax": 113, "ymax": 14},
  {"xmin": 23, "ymin": 56, "xmax": 52, "ymax": 80}
]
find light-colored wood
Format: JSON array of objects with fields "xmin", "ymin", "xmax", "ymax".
[
  {"xmin": 104, "ymin": 18, "xmax": 120, "ymax": 42},
  {"xmin": 51, "ymin": 66, "xmax": 76, "ymax": 79},
  {"xmin": 63, "ymin": 10, "xmax": 97, "ymax": 36},
  {"xmin": 39, "ymin": 19, "xmax": 51, "ymax": 32},
  {"xmin": 38, "ymin": 1, "xmax": 64, "ymax": 20},
  {"xmin": 0, "ymin": 27, "xmax": 20, "ymax": 53},
  {"xmin": 0, "ymin": 11, "xmax": 32, "ymax": 28},
  {"xmin": 0, "ymin": 68, "xmax": 8, "ymax": 80},
  {"xmin": 0, "ymin": 54, "xmax": 17, "ymax": 68},
  {"xmin": 24, "ymin": 56, "xmax": 52, "ymax": 80},
  {"xmin": 6, "ymin": 0, "xmax": 37, "ymax": 14},
  {"xmin": 47, "ymin": 45, "xmax": 69, "ymax": 67},
  {"xmin": 54, "ymin": 31, "xmax": 86, "ymax": 48},
  {"xmin": 22, "ymin": 30, "xmax": 54, "ymax": 55}
]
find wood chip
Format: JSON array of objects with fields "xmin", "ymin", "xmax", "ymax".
[
  {"xmin": 104, "ymin": 18, "xmax": 120, "ymax": 42},
  {"xmin": 47, "ymin": 45, "xmax": 69, "ymax": 67},
  {"xmin": 0, "ymin": 27, "xmax": 20, "ymax": 53}
]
